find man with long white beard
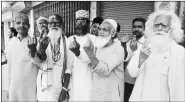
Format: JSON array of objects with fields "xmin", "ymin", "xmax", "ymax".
[
  {"xmin": 128, "ymin": 10, "xmax": 185, "ymax": 101},
  {"xmin": 37, "ymin": 14, "xmax": 73, "ymax": 101},
  {"xmin": 67, "ymin": 10, "xmax": 96, "ymax": 101},
  {"xmin": 83, "ymin": 19, "xmax": 125, "ymax": 101}
]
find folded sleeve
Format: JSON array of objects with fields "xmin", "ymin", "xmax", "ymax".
[
  {"xmin": 127, "ymin": 49, "xmax": 143, "ymax": 78},
  {"xmin": 92, "ymin": 46, "xmax": 125, "ymax": 76},
  {"xmin": 168, "ymin": 48, "xmax": 185, "ymax": 101}
]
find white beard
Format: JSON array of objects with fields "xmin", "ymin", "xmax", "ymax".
[
  {"xmin": 48, "ymin": 28, "xmax": 62, "ymax": 45},
  {"xmin": 147, "ymin": 31, "xmax": 172, "ymax": 53},
  {"xmin": 93, "ymin": 34, "xmax": 112, "ymax": 48}
]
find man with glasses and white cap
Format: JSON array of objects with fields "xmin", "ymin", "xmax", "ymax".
[
  {"xmin": 82, "ymin": 19, "xmax": 125, "ymax": 101},
  {"xmin": 68, "ymin": 9, "xmax": 96, "ymax": 101}
]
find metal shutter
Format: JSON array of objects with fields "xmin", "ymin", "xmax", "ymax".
[
  {"xmin": 33, "ymin": 1, "xmax": 90, "ymax": 37},
  {"xmin": 101, "ymin": 1, "xmax": 154, "ymax": 39}
]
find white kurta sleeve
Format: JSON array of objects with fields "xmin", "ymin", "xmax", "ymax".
[
  {"xmin": 65, "ymin": 37, "xmax": 74, "ymax": 74},
  {"xmin": 168, "ymin": 48, "xmax": 185, "ymax": 101},
  {"xmin": 127, "ymin": 49, "xmax": 143, "ymax": 78},
  {"xmin": 92, "ymin": 46, "xmax": 124, "ymax": 76}
]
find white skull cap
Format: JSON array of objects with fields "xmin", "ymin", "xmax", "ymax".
[
  {"xmin": 37, "ymin": 16, "xmax": 48, "ymax": 25},
  {"xmin": 104, "ymin": 19, "xmax": 118, "ymax": 31},
  {"xmin": 76, "ymin": 10, "xmax": 89, "ymax": 19}
]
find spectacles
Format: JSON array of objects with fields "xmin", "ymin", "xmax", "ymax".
[
  {"xmin": 75, "ymin": 18, "xmax": 88, "ymax": 22},
  {"xmin": 133, "ymin": 25, "xmax": 143, "ymax": 29},
  {"xmin": 49, "ymin": 22, "xmax": 63, "ymax": 26},
  {"xmin": 38, "ymin": 23, "xmax": 47, "ymax": 26}
]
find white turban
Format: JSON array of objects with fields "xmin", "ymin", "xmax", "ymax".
[
  {"xmin": 37, "ymin": 16, "xmax": 48, "ymax": 25},
  {"xmin": 76, "ymin": 10, "xmax": 89, "ymax": 19},
  {"xmin": 104, "ymin": 19, "xmax": 118, "ymax": 31}
]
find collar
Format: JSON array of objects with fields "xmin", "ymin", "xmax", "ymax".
[
  {"xmin": 137, "ymin": 36, "xmax": 146, "ymax": 44},
  {"xmin": 17, "ymin": 33, "xmax": 29, "ymax": 41}
]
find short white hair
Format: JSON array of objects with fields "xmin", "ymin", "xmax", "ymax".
[
  {"xmin": 37, "ymin": 16, "xmax": 48, "ymax": 25},
  {"xmin": 145, "ymin": 10, "xmax": 184, "ymax": 43}
]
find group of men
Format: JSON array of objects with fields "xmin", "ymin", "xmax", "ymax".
[{"xmin": 4, "ymin": 9, "xmax": 184, "ymax": 102}]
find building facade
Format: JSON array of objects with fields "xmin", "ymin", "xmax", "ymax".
[{"xmin": 2, "ymin": 1, "xmax": 185, "ymax": 52}]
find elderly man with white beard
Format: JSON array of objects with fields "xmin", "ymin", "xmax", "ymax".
[
  {"xmin": 36, "ymin": 16, "xmax": 49, "ymax": 39},
  {"xmin": 67, "ymin": 10, "xmax": 96, "ymax": 101},
  {"xmin": 36, "ymin": 16, "xmax": 49, "ymax": 101},
  {"xmin": 128, "ymin": 10, "xmax": 185, "ymax": 101},
  {"xmin": 37, "ymin": 14, "xmax": 74, "ymax": 101},
  {"xmin": 82, "ymin": 19, "xmax": 125, "ymax": 101}
]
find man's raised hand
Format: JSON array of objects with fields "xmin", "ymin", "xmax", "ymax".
[
  {"xmin": 69, "ymin": 36, "xmax": 80, "ymax": 56},
  {"xmin": 130, "ymin": 35, "xmax": 137, "ymax": 52},
  {"xmin": 28, "ymin": 34, "xmax": 37, "ymax": 57},
  {"xmin": 83, "ymin": 37, "xmax": 94, "ymax": 54},
  {"xmin": 38, "ymin": 36, "xmax": 50, "ymax": 54},
  {"xmin": 138, "ymin": 41, "xmax": 151, "ymax": 68}
]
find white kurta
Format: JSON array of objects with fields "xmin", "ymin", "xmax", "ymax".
[
  {"xmin": 6, "ymin": 35, "xmax": 40, "ymax": 101},
  {"xmin": 91, "ymin": 41, "xmax": 125, "ymax": 101},
  {"xmin": 37, "ymin": 36, "xmax": 73, "ymax": 101},
  {"xmin": 127, "ymin": 40, "xmax": 185, "ymax": 101},
  {"xmin": 68, "ymin": 34, "xmax": 95, "ymax": 101}
]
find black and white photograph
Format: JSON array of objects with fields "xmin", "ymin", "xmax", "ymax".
[{"xmin": 1, "ymin": 1, "xmax": 185, "ymax": 101}]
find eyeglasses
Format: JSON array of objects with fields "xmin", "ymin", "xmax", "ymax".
[
  {"xmin": 49, "ymin": 22, "xmax": 63, "ymax": 26},
  {"xmin": 133, "ymin": 25, "xmax": 143, "ymax": 29},
  {"xmin": 98, "ymin": 27, "xmax": 109, "ymax": 33},
  {"xmin": 75, "ymin": 18, "xmax": 88, "ymax": 22},
  {"xmin": 38, "ymin": 23, "xmax": 47, "ymax": 26}
]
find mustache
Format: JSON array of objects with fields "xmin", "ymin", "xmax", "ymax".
[
  {"xmin": 17, "ymin": 27, "xmax": 27, "ymax": 31},
  {"xmin": 154, "ymin": 31, "xmax": 168, "ymax": 36},
  {"xmin": 133, "ymin": 31, "xmax": 140, "ymax": 33},
  {"xmin": 49, "ymin": 27, "xmax": 60, "ymax": 31}
]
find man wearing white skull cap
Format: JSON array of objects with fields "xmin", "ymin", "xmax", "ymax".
[
  {"xmin": 67, "ymin": 9, "xmax": 96, "ymax": 101},
  {"xmin": 82, "ymin": 19, "xmax": 125, "ymax": 101}
]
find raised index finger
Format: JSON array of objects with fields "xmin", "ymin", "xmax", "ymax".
[{"xmin": 73, "ymin": 36, "xmax": 77, "ymax": 44}]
